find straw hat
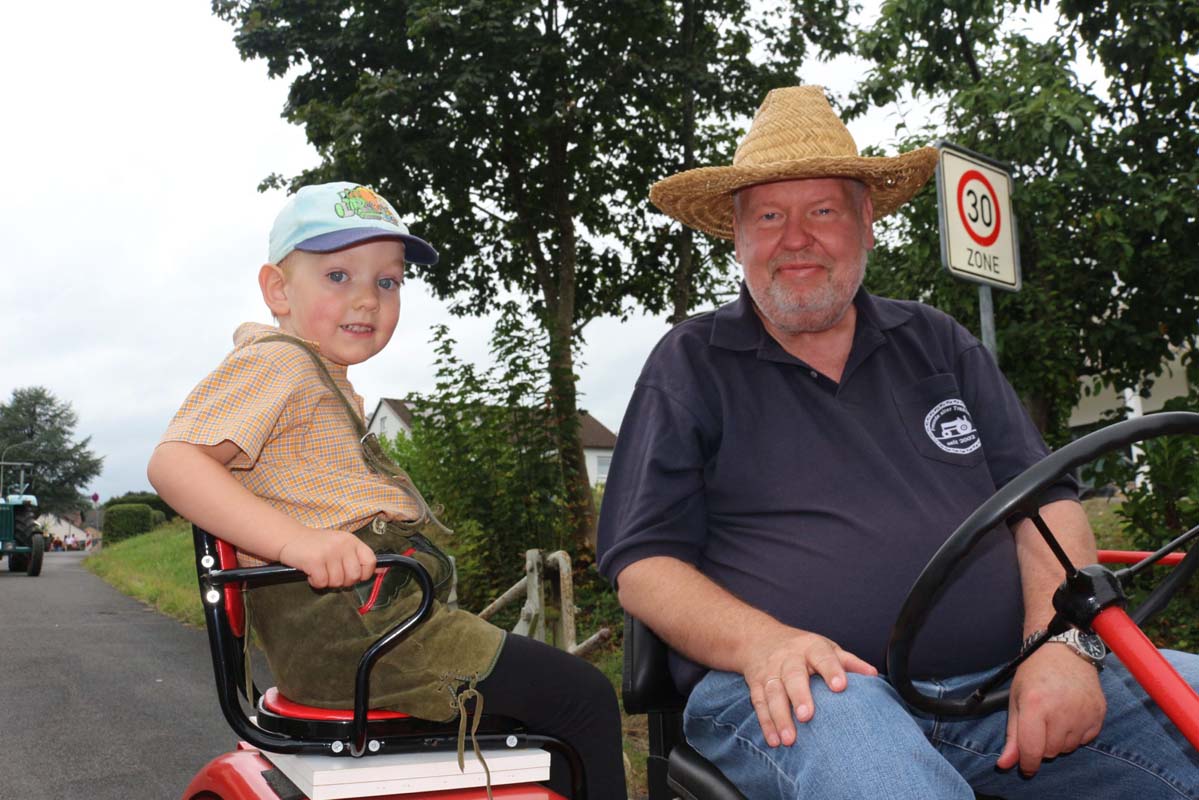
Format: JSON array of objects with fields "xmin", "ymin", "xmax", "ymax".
[{"xmin": 649, "ymin": 85, "xmax": 939, "ymax": 239}]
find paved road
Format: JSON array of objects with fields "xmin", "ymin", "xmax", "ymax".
[{"xmin": 0, "ymin": 551, "xmax": 256, "ymax": 800}]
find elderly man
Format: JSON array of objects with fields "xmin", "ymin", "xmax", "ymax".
[{"xmin": 598, "ymin": 86, "xmax": 1199, "ymax": 798}]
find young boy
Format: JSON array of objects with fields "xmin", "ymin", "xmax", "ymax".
[{"xmin": 148, "ymin": 182, "xmax": 625, "ymax": 799}]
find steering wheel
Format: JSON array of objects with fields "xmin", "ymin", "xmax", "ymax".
[{"xmin": 887, "ymin": 411, "xmax": 1199, "ymax": 729}]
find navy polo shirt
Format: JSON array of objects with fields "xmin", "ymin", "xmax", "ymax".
[{"xmin": 597, "ymin": 283, "xmax": 1077, "ymax": 694}]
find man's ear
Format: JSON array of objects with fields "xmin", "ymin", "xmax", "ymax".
[
  {"xmin": 861, "ymin": 191, "xmax": 876, "ymax": 251},
  {"xmin": 259, "ymin": 263, "xmax": 290, "ymax": 318}
]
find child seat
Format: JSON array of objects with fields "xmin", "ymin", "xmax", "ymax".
[{"xmin": 190, "ymin": 524, "xmax": 584, "ymax": 798}]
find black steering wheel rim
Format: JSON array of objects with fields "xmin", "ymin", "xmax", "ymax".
[{"xmin": 886, "ymin": 410, "xmax": 1199, "ymax": 716}]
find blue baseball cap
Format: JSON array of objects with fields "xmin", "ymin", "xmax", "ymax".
[{"xmin": 268, "ymin": 182, "xmax": 438, "ymax": 266}]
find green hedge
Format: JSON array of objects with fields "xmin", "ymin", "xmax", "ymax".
[
  {"xmin": 104, "ymin": 504, "xmax": 155, "ymax": 544},
  {"xmin": 104, "ymin": 491, "xmax": 178, "ymax": 520}
]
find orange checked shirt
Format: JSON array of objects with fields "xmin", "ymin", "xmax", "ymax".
[{"xmin": 160, "ymin": 322, "xmax": 420, "ymax": 565}]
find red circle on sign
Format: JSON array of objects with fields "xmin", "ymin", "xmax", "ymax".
[{"xmin": 956, "ymin": 169, "xmax": 1001, "ymax": 247}]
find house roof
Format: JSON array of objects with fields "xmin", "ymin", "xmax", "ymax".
[
  {"xmin": 371, "ymin": 398, "xmax": 617, "ymax": 449},
  {"xmin": 579, "ymin": 412, "xmax": 618, "ymax": 449}
]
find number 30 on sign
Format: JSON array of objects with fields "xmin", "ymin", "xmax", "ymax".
[{"xmin": 935, "ymin": 142, "xmax": 1021, "ymax": 292}]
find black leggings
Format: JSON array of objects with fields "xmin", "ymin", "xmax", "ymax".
[{"xmin": 474, "ymin": 633, "xmax": 626, "ymax": 799}]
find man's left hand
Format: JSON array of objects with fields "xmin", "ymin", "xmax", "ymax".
[{"xmin": 997, "ymin": 643, "xmax": 1106, "ymax": 775}]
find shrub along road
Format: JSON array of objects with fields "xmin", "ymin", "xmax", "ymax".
[{"xmin": 0, "ymin": 550, "xmax": 252, "ymax": 799}]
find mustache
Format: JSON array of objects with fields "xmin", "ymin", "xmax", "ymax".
[{"xmin": 768, "ymin": 253, "xmax": 832, "ymax": 272}]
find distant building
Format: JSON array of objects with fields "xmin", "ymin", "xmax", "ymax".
[
  {"xmin": 1069, "ymin": 348, "xmax": 1193, "ymax": 429},
  {"xmin": 38, "ymin": 514, "xmax": 89, "ymax": 542},
  {"xmin": 367, "ymin": 398, "xmax": 618, "ymax": 487}
]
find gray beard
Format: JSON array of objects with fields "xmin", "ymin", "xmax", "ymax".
[{"xmin": 748, "ymin": 254, "xmax": 866, "ymax": 335}]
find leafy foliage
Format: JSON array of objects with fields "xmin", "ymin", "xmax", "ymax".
[
  {"xmin": 103, "ymin": 503, "xmax": 156, "ymax": 544},
  {"xmin": 104, "ymin": 491, "xmax": 178, "ymax": 520},
  {"xmin": 852, "ymin": 0, "xmax": 1199, "ymax": 444},
  {"xmin": 382, "ymin": 304, "xmax": 575, "ymax": 611},
  {"xmin": 1084, "ymin": 354, "xmax": 1199, "ymax": 648},
  {"xmin": 0, "ymin": 387, "xmax": 103, "ymax": 516},
  {"xmin": 212, "ymin": 0, "xmax": 855, "ymax": 545}
]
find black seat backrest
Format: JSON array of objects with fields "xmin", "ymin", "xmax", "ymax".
[
  {"xmin": 622, "ymin": 614, "xmax": 687, "ymax": 799},
  {"xmin": 622, "ymin": 613, "xmax": 686, "ymax": 715}
]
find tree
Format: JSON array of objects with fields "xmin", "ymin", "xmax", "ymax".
[
  {"xmin": 850, "ymin": 0, "xmax": 1199, "ymax": 443},
  {"xmin": 213, "ymin": 0, "xmax": 852, "ymax": 547},
  {"xmin": 382, "ymin": 304, "xmax": 573, "ymax": 610},
  {"xmin": 0, "ymin": 387, "xmax": 103, "ymax": 517}
]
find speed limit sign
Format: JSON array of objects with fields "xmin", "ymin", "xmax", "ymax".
[{"xmin": 936, "ymin": 142, "xmax": 1021, "ymax": 291}]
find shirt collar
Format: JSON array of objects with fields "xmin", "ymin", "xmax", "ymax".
[{"xmin": 710, "ymin": 281, "xmax": 913, "ymax": 356}]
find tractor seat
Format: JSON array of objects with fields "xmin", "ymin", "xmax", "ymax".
[{"xmin": 621, "ymin": 614, "xmax": 746, "ymax": 800}]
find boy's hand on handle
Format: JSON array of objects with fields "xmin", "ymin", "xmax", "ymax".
[{"xmin": 278, "ymin": 527, "xmax": 377, "ymax": 589}]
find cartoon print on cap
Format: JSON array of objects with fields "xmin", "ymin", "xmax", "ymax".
[{"xmin": 334, "ymin": 186, "xmax": 399, "ymax": 226}]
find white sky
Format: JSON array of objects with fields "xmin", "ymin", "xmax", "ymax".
[{"xmin": 1, "ymin": 1, "xmax": 1040, "ymax": 502}]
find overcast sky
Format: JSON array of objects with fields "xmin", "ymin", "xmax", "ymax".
[{"xmin": 1, "ymin": 1, "xmax": 966, "ymax": 502}]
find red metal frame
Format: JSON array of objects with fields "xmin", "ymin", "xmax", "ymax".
[
  {"xmin": 1097, "ymin": 550, "xmax": 1185, "ymax": 567},
  {"xmin": 185, "ymin": 744, "xmax": 568, "ymax": 800},
  {"xmin": 1091, "ymin": 606, "xmax": 1199, "ymax": 750},
  {"xmin": 1093, "ymin": 548, "xmax": 1199, "ymax": 751}
]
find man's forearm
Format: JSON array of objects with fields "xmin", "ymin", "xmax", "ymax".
[
  {"xmin": 617, "ymin": 555, "xmax": 791, "ymax": 674},
  {"xmin": 1013, "ymin": 498, "xmax": 1099, "ymax": 634}
]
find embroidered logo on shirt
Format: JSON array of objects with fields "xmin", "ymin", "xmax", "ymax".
[
  {"xmin": 334, "ymin": 186, "xmax": 400, "ymax": 226},
  {"xmin": 924, "ymin": 399, "xmax": 981, "ymax": 455}
]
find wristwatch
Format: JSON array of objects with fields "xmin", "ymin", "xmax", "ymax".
[{"xmin": 1024, "ymin": 627, "xmax": 1107, "ymax": 669}]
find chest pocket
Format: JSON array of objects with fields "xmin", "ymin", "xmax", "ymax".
[{"xmin": 892, "ymin": 373, "xmax": 986, "ymax": 467}]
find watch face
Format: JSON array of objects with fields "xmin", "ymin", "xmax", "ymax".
[{"xmin": 1076, "ymin": 632, "xmax": 1107, "ymax": 661}]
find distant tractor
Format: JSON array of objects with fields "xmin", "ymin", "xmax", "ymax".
[{"xmin": 1, "ymin": 462, "xmax": 43, "ymax": 576}]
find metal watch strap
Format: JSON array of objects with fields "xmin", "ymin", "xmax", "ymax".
[{"xmin": 1023, "ymin": 627, "xmax": 1106, "ymax": 670}]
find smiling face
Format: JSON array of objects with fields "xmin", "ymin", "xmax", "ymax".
[
  {"xmin": 259, "ymin": 239, "xmax": 405, "ymax": 366},
  {"xmin": 733, "ymin": 178, "xmax": 875, "ymax": 336}
]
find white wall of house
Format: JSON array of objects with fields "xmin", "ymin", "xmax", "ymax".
[
  {"xmin": 585, "ymin": 447, "xmax": 611, "ymax": 488},
  {"xmin": 369, "ymin": 400, "xmax": 614, "ymax": 487},
  {"xmin": 367, "ymin": 403, "xmax": 412, "ymax": 442},
  {"xmin": 1069, "ymin": 351, "xmax": 1191, "ymax": 428},
  {"xmin": 37, "ymin": 515, "xmax": 89, "ymax": 540}
]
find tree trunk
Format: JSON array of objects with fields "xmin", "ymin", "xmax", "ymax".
[
  {"xmin": 668, "ymin": 0, "xmax": 699, "ymax": 325},
  {"xmin": 543, "ymin": 117, "xmax": 597, "ymax": 552},
  {"xmin": 546, "ymin": 324, "xmax": 596, "ymax": 550},
  {"xmin": 1022, "ymin": 391, "xmax": 1052, "ymax": 436}
]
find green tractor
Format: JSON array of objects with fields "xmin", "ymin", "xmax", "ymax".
[{"xmin": 1, "ymin": 463, "xmax": 43, "ymax": 576}]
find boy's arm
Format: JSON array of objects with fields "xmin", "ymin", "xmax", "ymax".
[{"xmin": 147, "ymin": 440, "xmax": 376, "ymax": 588}]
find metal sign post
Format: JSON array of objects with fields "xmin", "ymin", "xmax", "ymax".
[{"xmin": 935, "ymin": 141, "xmax": 1022, "ymax": 358}]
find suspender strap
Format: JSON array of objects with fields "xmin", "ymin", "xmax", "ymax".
[{"xmin": 257, "ymin": 334, "xmax": 437, "ymax": 528}]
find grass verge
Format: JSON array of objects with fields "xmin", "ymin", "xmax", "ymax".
[{"xmin": 85, "ymin": 518, "xmax": 203, "ymax": 628}]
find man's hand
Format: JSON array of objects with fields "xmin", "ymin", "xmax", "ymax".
[
  {"xmin": 278, "ymin": 527, "xmax": 377, "ymax": 589},
  {"xmin": 744, "ymin": 631, "xmax": 878, "ymax": 748},
  {"xmin": 997, "ymin": 643, "xmax": 1105, "ymax": 775}
]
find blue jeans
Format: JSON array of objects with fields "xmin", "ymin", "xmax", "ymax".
[{"xmin": 684, "ymin": 650, "xmax": 1199, "ymax": 799}]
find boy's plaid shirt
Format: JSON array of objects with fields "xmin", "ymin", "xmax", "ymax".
[{"xmin": 160, "ymin": 322, "xmax": 419, "ymax": 565}]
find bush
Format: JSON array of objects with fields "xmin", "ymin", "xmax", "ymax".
[
  {"xmin": 104, "ymin": 491, "xmax": 178, "ymax": 520},
  {"xmin": 382, "ymin": 305, "xmax": 575, "ymax": 612},
  {"xmin": 104, "ymin": 503, "xmax": 155, "ymax": 544},
  {"xmin": 151, "ymin": 509, "xmax": 166, "ymax": 527},
  {"xmin": 1089, "ymin": 366, "xmax": 1199, "ymax": 650}
]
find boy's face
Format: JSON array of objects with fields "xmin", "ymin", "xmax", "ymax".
[{"xmin": 261, "ymin": 239, "xmax": 405, "ymax": 366}]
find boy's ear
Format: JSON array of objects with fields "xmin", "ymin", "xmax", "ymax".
[{"xmin": 259, "ymin": 263, "xmax": 290, "ymax": 317}]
